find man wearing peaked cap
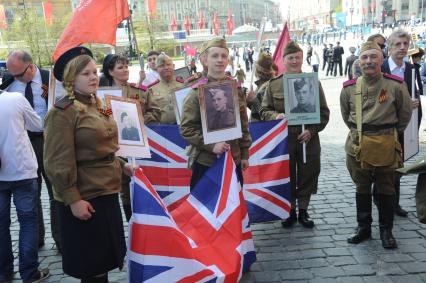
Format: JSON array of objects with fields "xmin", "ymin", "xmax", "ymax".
[
  {"xmin": 261, "ymin": 40, "xmax": 330, "ymax": 229},
  {"xmin": 147, "ymin": 53, "xmax": 184, "ymax": 124},
  {"xmin": 340, "ymin": 40, "xmax": 412, "ymax": 249},
  {"xmin": 180, "ymin": 37, "xmax": 252, "ymax": 190}
]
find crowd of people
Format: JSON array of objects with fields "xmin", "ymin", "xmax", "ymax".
[{"xmin": 0, "ymin": 28, "xmax": 424, "ymax": 282}]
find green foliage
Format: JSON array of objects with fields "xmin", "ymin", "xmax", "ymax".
[
  {"xmin": 2, "ymin": 7, "xmax": 70, "ymax": 67},
  {"xmin": 91, "ymin": 49, "xmax": 106, "ymax": 64}
]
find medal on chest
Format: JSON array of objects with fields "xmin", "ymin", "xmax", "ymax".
[{"xmin": 378, "ymin": 89, "xmax": 387, "ymax": 104}]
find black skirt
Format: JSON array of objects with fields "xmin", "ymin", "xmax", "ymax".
[{"xmin": 57, "ymin": 193, "xmax": 126, "ymax": 278}]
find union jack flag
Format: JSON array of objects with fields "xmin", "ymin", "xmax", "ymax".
[
  {"xmin": 137, "ymin": 119, "xmax": 291, "ymax": 223},
  {"xmin": 129, "ymin": 151, "xmax": 256, "ymax": 282}
]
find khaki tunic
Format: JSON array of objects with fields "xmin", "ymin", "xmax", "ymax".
[
  {"xmin": 180, "ymin": 76, "xmax": 252, "ymax": 168},
  {"xmin": 122, "ymin": 83, "xmax": 161, "ymax": 123},
  {"xmin": 260, "ymin": 74, "xmax": 330, "ymax": 208},
  {"xmin": 148, "ymin": 78, "xmax": 184, "ymax": 124},
  {"xmin": 44, "ymin": 94, "xmax": 122, "ymax": 205},
  {"xmin": 340, "ymin": 74, "xmax": 412, "ymax": 195}
]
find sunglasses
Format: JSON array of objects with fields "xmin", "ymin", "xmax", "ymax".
[{"xmin": 12, "ymin": 64, "xmax": 31, "ymax": 78}]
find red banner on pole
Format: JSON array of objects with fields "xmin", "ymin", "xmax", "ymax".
[
  {"xmin": 42, "ymin": 2, "xmax": 53, "ymax": 26},
  {"xmin": 0, "ymin": 5, "xmax": 7, "ymax": 30},
  {"xmin": 147, "ymin": 0, "xmax": 156, "ymax": 16},
  {"xmin": 272, "ymin": 22, "xmax": 291, "ymax": 76},
  {"xmin": 171, "ymin": 14, "xmax": 177, "ymax": 31},
  {"xmin": 213, "ymin": 12, "xmax": 219, "ymax": 35},
  {"xmin": 53, "ymin": 0, "xmax": 130, "ymax": 62},
  {"xmin": 227, "ymin": 12, "xmax": 233, "ymax": 35}
]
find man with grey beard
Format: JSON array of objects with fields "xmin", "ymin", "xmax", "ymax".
[{"xmin": 340, "ymin": 41, "xmax": 412, "ymax": 249}]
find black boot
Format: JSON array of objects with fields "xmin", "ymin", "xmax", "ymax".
[
  {"xmin": 348, "ymin": 193, "xmax": 372, "ymax": 244},
  {"xmin": 378, "ymin": 194, "xmax": 397, "ymax": 249},
  {"xmin": 394, "ymin": 179, "xmax": 408, "ymax": 217},
  {"xmin": 298, "ymin": 209, "xmax": 314, "ymax": 228},
  {"xmin": 281, "ymin": 209, "xmax": 297, "ymax": 228}
]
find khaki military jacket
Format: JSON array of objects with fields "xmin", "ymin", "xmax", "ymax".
[
  {"xmin": 148, "ymin": 78, "xmax": 184, "ymax": 124},
  {"xmin": 44, "ymin": 93, "xmax": 122, "ymax": 205},
  {"xmin": 122, "ymin": 83, "xmax": 160, "ymax": 123},
  {"xmin": 180, "ymin": 75, "xmax": 252, "ymax": 168},
  {"xmin": 260, "ymin": 74, "xmax": 330, "ymax": 136},
  {"xmin": 340, "ymin": 73, "xmax": 412, "ymax": 156}
]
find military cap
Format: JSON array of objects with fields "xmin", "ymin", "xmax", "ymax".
[
  {"xmin": 54, "ymin": 46, "xmax": 93, "ymax": 82},
  {"xmin": 198, "ymin": 41, "xmax": 209, "ymax": 55},
  {"xmin": 360, "ymin": 41, "xmax": 381, "ymax": 54},
  {"xmin": 256, "ymin": 52, "xmax": 274, "ymax": 75},
  {"xmin": 155, "ymin": 53, "xmax": 173, "ymax": 68},
  {"xmin": 293, "ymin": 78, "xmax": 309, "ymax": 91},
  {"xmin": 283, "ymin": 41, "xmax": 303, "ymax": 57},
  {"xmin": 203, "ymin": 38, "xmax": 229, "ymax": 52}
]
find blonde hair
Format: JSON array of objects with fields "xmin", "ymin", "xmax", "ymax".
[{"xmin": 62, "ymin": 55, "xmax": 102, "ymax": 111}]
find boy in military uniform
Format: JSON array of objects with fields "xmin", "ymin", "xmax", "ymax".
[
  {"xmin": 180, "ymin": 38, "xmax": 252, "ymax": 189},
  {"xmin": 147, "ymin": 54, "xmax": 184, "ymax": 124},
  {"xmin": 340, "ymin": 41, "xmax": 412, "ymax": 249}
]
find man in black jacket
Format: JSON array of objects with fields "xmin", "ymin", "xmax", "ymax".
[
  {"xmin": 326, "ymin": 44, "xmax": 334, "ymax": 76},
  {"xmin": 344, "ymin": 47, "xmax": 358, "ymax": 80},
  {"xmin": 322, "ymin": 44, "xmax": 328, "ymax": 71},
  {"xmin": 333, "ymin": 41, "xmax": 344, "ymax": 76},
  {"xmin": 0, "ymin": 50, "xmax": 61, "ymax": 252}
]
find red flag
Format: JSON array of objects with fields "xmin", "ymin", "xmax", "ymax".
[
  {"xmin": 198, "ymin": 12, "xmax": 206, "ymax": 29},
  {"xmin": 147, "ymin": 0, "xmax": 156, "ymax": 16},
  {"xmin": 272, "ymin": 22, "xmax": 291, "ymax": 76},
  {"xmin": 0, "ymin": 5, "xmax": 7, "ymax": 30},
  {"xmin": 53, "ymin": 0, "xmax": 130, "ymax": 62},
  {"xmin": 184, "ymin": 16, "xmax": 191, "ymax": 35},
  {"xmin": 184, "ymin": 43, "xmax": 197, "ymax": 57},
  {"xmin": 213, "ymin": 12, "xmax": 219, "ymax": 35},
  {"xmin": 42, "ymin": 2, "xmax": 53, "ymax": 26},
  {"xmin": 227, "ymin": 11, "xmax": 233, "ymax": 35},
  {"xmin": 170, "ymin": 14, "xmax": 177, "ymax": 31}
]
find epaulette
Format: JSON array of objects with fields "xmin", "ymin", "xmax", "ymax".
[
  {"xmin": 270, "ymin": 73, "xmax": 283, "ymax": 82},
  {"xmin": 145, "ymin": 79, "xmax": 160, "ymax": 89},
  {"xmin": 129, "ymin": 82, "xmax": 147, "ymax": 91},
  {"xmin": 176, "ymin": 76, "xmax": 184, "ymax": 83},
  {"xmin": 383, "ymin": 73, "xmax": 404, "ymax": 83},
  {"xmin": 343, "ymin": 79, "xmax": 357, "ymax": 88},
  {"xmin": 190, "ymin": 77, "xmax": 209, "ymax": 89},
  {"xmin": 54, "ymin": 95, "xmax": 73, "ymax": 110}
]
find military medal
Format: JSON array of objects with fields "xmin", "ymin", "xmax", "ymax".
[
  {"xmin": 98, "ymin": 107, "xmax": 113, "ymax": 117},
  {"xmin": 378, "ymin": 89, "xmax": 387, "ymax": 103}
]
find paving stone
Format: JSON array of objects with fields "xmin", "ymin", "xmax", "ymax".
[
  {"xmin": 362, "ymin": 276, "xmax": 394, "ymax": 283},
  {"xmin": 378, "ymin": 254, "xmax": 414, "ymax": 263},
  {"xmin": 324, "ymin": 248, "xmax": 352, "ymax": 257},
  {"xmin": 387, "ymin": 275, "xmax": 425, "ymax": 283},
  {"xmin": 410, "ymin": 252, "xmax": 426, "ymax": 261},
  {"xmin": 376, "ymin": 262, "xmax": 406, "ymax": 276},
  {"xmin": 252, "ymin": 271, "xmax": 281, "ymax": 282},
  {"xmin": 279, "ymin": 269, "xmax": 314, "ymax": 280},
  {"xmin": 309, "ymin": 266, "xmax": 346, "ymax": 278},
  {"xmin": 342, "ymin": 264, "xmax": 376, "ymax": 276},
  {"xmin": 298, "ymin": 258, "xmax": 330, "ymax": 268},
  {"xmin": 327, "ymin": 256, "xmax": 357, "ymax": 266},
  {"xmin": 259, "ymin": 260, "xmax": 300, "ymax": 271},
  {"xmin": 399, "ymin": 262, "xmax": 426, "ymax": 273}
]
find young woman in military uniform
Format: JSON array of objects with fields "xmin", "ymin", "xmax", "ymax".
[
  {"xmin": 100, "ymin": 54, "xmax": 160, "ymax": 221},
  {"xmin": 260, "ymin": 41, "xmax": 330, "ymax": 228},
  {"xmin": 44, "ymin": 47, "xmax": 133, "ymax": 283}
]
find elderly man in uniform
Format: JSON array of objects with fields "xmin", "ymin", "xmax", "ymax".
[
  {"xmin": 340, "ymin": 41, "xmax": 412, "ymax": 249},
  {"xmin": 207, "ymin": 88, "xmax": 235, "ymax": 131},
  {"xmin": 180, "ymin": 38, "xmax": 252, "ymax": 190},
  {"xmin": 147, "ymin": 54, "xmax": 184, "ymax": 124},
  {"xmin": 290, "ymin": 78, "xmax": 315, "ymax": 113},
  {"xmin": 261, "ymin": 41, "xmax": 330, "ymax": 228}
]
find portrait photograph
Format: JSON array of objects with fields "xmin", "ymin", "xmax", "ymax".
[
  {"xmin": 48, "ymin": 71, "xmax": 64, "ymax": 110},
  {"xmin": 199, "ymin": 80, "xmax": 242, "ymax": 144},
  {"xmin": 283, "ymin": 73, "xmax": 321, "ymax": 125},
  {"xmin": 174, "ymin": 66, "xmax": 191, "ymax": 81},
  {"xmin": 105, "ymin": 95, "xmax": 151, "ymax": 158},
  {"xmin": 96, "ymin": 87, "xmax": 123, "ymax": 108},
  {"xmin": 172, "ymin": 85, "xmax": 192, "ymax": 125}
]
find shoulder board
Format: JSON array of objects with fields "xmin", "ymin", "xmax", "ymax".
[
  {"xmin": 270, "ymin": 74, "xmax": 283, "ymax": 82},
  {"xmin": 129, "ymin": 82, "xmax": 146, "ymax": 91},
  {"xmin": 54, "ymin": 96, "xmax": 73, "ymax": 110},
  {"xmin": 146, "ymin": 79, "xmax": 160, "ymax": 89},
  {"xmin": 383, "ymin": 73, "xmax": 404, "ymax": 83},
  {"xmin": 190, "ymin": 77, "xmax": 209, "ymax": 89},
  {"xmin": 176, "ymin": 76, "xmax": 184, "ymax": 83},
  {"xmin": 343, "ymin": 79, "xmax": 357, "ymax": 88}
]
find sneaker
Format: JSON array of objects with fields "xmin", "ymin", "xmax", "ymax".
[{"xmin": 24, "ymin": 269, "xmax": 49, "ymax": 283}]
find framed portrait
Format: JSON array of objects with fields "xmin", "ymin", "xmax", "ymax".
[
  {"xmin": 105, "ymin": 95, "xmax": 151, "ymax": 158},
  {"xmin": 97, "ymin": 87, "xmax": 122, "ymax": 108},
  {"xmin": 174, "ymin": 66, "xmax": 191, "ymax": 81},
  {"xmin": 407, "ymin": 32, "xmax": 419, "ymax": 56},
  {"xmin": 48, "ymin": 71, "xmax": 64, "ymax": 110},
  {"xmin": 171, "ymin": 85, "xmax": 193, "ymax": 125},
  {"xmin": 199, "ymin": 80, "xmax": 242, "ymax": 144},
  {"xmin": 283, "ymin": 72, "xmax": 320, "ymax": 125}
]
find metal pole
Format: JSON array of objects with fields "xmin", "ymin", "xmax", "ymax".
[{"xmin": 422, "ymin": 0, "xmax": 424, "ymax": 21}]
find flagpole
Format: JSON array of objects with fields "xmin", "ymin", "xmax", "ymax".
[
  {"xmin": 249, "ymin": 17, "xmax": 267, "ymax": 88},
  {"xmin": 302, "ymin": 124, "xmax": 306, "ymax": 163},
  {"xmin": 129, "ymin": 13, "xmax": 140, "ymax": 59}
]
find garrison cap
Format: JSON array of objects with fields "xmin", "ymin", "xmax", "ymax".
[
  {"xmin": 155, "ymin": 53, "xmax": 173, "ymax": 68},
  {"xmin": 198, "ymin": 41, "xmax": 209, "ymax": 54},
  {"xmin": 203, "ymin": 38, "xmax": 229, "ymax": 52},
  {"xmin": 293, "ymin": 78, "xmax": 309, "ymax": 91},
  {"xmin": 54, "ymin": 46, "xmax": 93, "ymax": 82},
  {"xmin": 283, "ymin": 41, "xmax": 303, "ymax": 57},
  {"xmin": 360, "ymin": 41, "xmax": 382, "ymax": 54}
]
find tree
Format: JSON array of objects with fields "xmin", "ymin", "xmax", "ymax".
[{"xmin": 2, "ymin": 7, "xmax": 70, "ymax": 66}]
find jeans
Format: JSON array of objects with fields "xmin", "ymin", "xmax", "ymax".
[{"xmin": 0, "ymin": 178, "xmax": 39, "ymax": 281}]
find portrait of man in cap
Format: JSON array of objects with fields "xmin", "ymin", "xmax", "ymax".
[
  {"xmin": 290, "ymin": 78, "xmax": 315, "ymax": 113},
  {"xmin": 120, "ymin": 111, "xmax": 141, "ymax": 142},
  {"xmin": 205, "ymin": 85, "xmax": 236, "ymax": 132}
]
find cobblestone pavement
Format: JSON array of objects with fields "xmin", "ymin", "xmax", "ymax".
[{"xmin": 6, "ymin": 69, "xmax": 426, "ymax": 283}]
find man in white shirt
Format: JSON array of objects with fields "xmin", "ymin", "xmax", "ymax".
[
  {"xmin": 0, "ymin": 91, "xmax": 49, "ymax": 283},
  {"xmin": 139, "ymin": 50, "xmax": 160, "ymax": 87},
  {"xmin": 0, "ymin": 50, "xmax": 60, "ymax": 250}
]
